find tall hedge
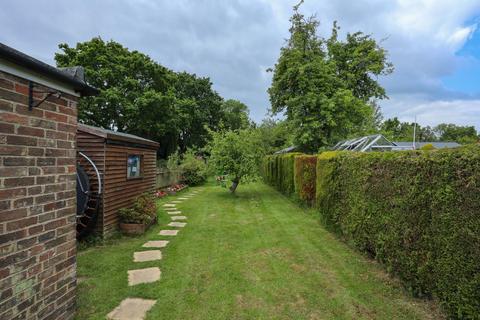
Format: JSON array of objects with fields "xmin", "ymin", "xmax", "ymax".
[
  {"xmin": 316, "ymin": 147, "xmax": 480, "ymax": 318},
  {"xmin": 294, "ymin": 155, "xmax": 317, "ymax": 205},
  {"xmin": 262, "ymin": 153, "xmax": 300, "ymax": 195}
]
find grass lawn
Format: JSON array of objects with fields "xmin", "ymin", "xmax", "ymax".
[{"xmin": 75, "ymin": 182, "xmax": 444, "ymax": 320}]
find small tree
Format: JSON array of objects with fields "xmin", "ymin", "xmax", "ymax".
[{"xmin": 208, "ymin": 129, "xmax": 264, "ymax": 193}]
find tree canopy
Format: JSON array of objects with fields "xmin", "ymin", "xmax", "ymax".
[
  {"xmin": 434, "ymin": 123, "xmax": 478, "ymax": 144},
  {"xmin": 220, "ymin": 99, "xmax": 251, "ymax": 130},
  {"xmin": 380, "ymin": 117, "xmax": 479, "ymax": 144},
  {"xmin": 268, "ymin": 2, "xmax": 393, "ymax": 152},
  {"xmin": 55, "ymin": 37, "xmax": 250, "ymax": 157}
]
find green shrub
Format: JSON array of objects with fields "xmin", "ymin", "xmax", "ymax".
[
  {"xmin": 420, "ymin": 143, "xmax": 435, "ymax": 151},
  {"xmin": 316, "ymin": 147, "xmax": 480, "ymax": 318},
  {"xmin": 294, "ymin": 155, "xmax": 317, "ymax": 205},
  {"xmin": 118, "ymin": 192, "xmax": 157, "ymax": 224},
  {"xmin": 180, "ymin": 150, "xmax": 207, "ymax": 186}
]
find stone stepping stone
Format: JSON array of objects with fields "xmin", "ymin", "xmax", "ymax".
[
  {"xmin": 133, "ymin": 250, "xmax": 162, "ymax": 262},
  {"xmin": 167, "ymin": 211, "xmax": 182, "ymax": 215},
  {"xmin": 171, "ymin": 200, "xmax": 182, "ymax": 203},
  {"xmin": 142, "ymin": 240, "xmax": 169, "ymax": 248},
  {"xmin": 171, "ymin": 216, "xmax": 187, "ymax": 221},
  {"xmin": 178, "ymin": 197, "xmax": 188, "ymax": 200},
  {"xmin": 163, "ymin": 203, "xmax": 176, "ymax": 207},
  {"xmin": 164, "ymin": 207, "xmax": 177, "ymax": 211},
  {"xmin": 107, "ymin": 298, "xmax": 156, "ymax": 320},
  {"xmin": 159, "ymin": 230, "xmax": 179, "ymax": 236},
  {"xmin": 128, "ymin": 267, "xmax": 161, "ymax": 286},
  {"xmin": 168, "ymin": 222, "xmax": 187, "ymax": 228}
]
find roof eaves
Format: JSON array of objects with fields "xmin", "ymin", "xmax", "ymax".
[{"xmin": 0, "ymin": 43, "xmax": 99, "ymax": 96}]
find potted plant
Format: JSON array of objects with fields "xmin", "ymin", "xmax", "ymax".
[{"xmin": 118, "ymin": 193, "xmax": 158, "ymax": 235}]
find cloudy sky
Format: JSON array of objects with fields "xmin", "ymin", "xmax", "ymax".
[{"xmin": 2, "ymin": 0, "xmax": 480, "ymax": 128}]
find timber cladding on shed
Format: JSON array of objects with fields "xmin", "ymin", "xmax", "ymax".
[{"xmin": 77, "ymin": 124, "xmax": 159, "ymax": 237}]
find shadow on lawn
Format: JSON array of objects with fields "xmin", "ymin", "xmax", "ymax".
[{"xmin": 212, "ymin": 184, "xmax": 265, "ymax": 201}]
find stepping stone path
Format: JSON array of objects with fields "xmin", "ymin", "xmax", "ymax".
[
  {"xmin": 107, "ymin": 298, "xmax": 156, "ymax": 320},
  {"xmin": 128, "ymin": 267, "xmax": 161, "ymax": 286},
  {"xmin": 142, "ymin": 240, "xmax": 169, "ymax": 248},
  {"xmin": 134, "ymin": 250, "xmax": 162, "ymax": 262},
  {"xmin": 171, "ymin": 216, "xmax": 187, "ymax": 221},
  {"xmin": 159, "ymin": 229, "xmax": 179, "ymax": 236},
  {"xmin": 168, "ymin": 222, "xmax": 186, "ymax": 228},
  {"xmin": 108, "ymin": 189, "xmax": 203, "ymax": 318}
]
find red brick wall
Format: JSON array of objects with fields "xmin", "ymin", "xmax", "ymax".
[{"xmin": 0, "ymin": 70, "xmax": 78, "ymax": 320}]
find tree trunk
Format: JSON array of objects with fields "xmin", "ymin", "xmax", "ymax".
[{"xmin": 229, "ymin": 177, "xmax": 240, "ymax": 193}]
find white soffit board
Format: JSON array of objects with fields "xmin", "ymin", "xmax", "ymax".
[{"xmin": 0, "ymin": 58, "xmax": 80, "ymax": 97}]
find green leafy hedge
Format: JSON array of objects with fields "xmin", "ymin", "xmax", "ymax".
[
  {"xmin": 262, "ymin": 153, "xmax": 300, "ymax": 195},
  {"xmin": 294, "ymin": 155, "xmax": 317, "ymax": 205},
  {"xmin": 316, "ymin": 147, "xmax": 480, "ymax": 319}
]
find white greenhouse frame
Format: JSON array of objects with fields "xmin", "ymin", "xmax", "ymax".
[{"xmin": 332, "ymin": 134, "xmax": 413, "ymax": 152}]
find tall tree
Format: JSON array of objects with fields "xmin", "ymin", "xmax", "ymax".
[
  {"xmin": 55, "ymin": 37, "xmax": 172, "ymax": 131},
  {"xmin": 172, "ymin": 72, "xmax": 224, "ymax": 153},
  {"xmin": 381, "ymin": 117, "xmax": 437, "ymax": 142},
  {"xmin": 255, "ymin": 119, "xmax": 294, "ymax": 154},
  {"xmin": 55, "ymin": 38, "xmax": 239, "ymax": 158},
  {"xmin": 220, "ymin": 99, "xmax": 251, "ymax": 130},
  {"xmin": 434, "ymin": 123, "xmax": 478, "ymax": 144},
  {"xmin": 268, "ymin": 2, "xmax": 393, "ymax": 152}
]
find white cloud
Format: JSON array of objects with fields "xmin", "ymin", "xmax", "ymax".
[
  {"xmin": 383, "ymin": 97, "xmax": 480, "ymax": 128},
  {"xmin": 446, "ymin": 25, "xmax": 477, "ymax": 48}
]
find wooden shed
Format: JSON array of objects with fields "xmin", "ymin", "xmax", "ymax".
[{"xmin": 76, "ymin": 124, "xmax": 159, "ymax": 237}]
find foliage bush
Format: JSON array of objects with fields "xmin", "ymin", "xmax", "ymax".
[
  {"xmin": 180, "ymin": 150, "xmax": 207, "ymax": 186},
  {"xmin": 315, "ymin": 147, "xmax": 480, "ymax": 319},
  {"xmin": 118, "ymin": 192, "xmax": 157, "ymax": 224},
  {"xmin": 420, "ymin": 143, "xmax": 435, "ymax": 151},
  {"xmin": 262, "ymin": 153, "xmax": 300, "ymax": 195},
  {"xmin": 294, "ymin": 155, "xmax": 317, "ymax": 205}
]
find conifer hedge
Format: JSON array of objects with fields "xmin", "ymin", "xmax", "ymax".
[
  {"xmin": 294, "ymin": 155, "xmax": 317, "ymax": 204},
  {"xmin": 262, "ymin": 153, "xmax": 300, "ymax": 195},
  {"xmin": 316, "ymin": 146, "xmax": 480, "ymax": 319},
  {"xmin": 263, "ymin": 147, "xmax": 480, "ymax": 317}
]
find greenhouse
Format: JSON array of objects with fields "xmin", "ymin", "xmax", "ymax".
[{"xmin": 332, "ymin": 134, "xmax": 410, "ymax": 152}]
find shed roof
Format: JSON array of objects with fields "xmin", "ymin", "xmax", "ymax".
[
  {"xmin": 78, "ymin": 124, "xmax": 159, "ymax": 149},
  {"xmin": 0, "ymin": 42, "xmax": 98, "ymax": 96}
]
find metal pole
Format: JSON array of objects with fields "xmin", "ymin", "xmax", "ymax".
[{"xmin": 413, "ymin": 115, "xmax": 417, "ymax": 150}]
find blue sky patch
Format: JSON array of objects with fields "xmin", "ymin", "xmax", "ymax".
[{"xmin": 442, "ymin": 24, "xmax": 480, "ymax": 95}]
